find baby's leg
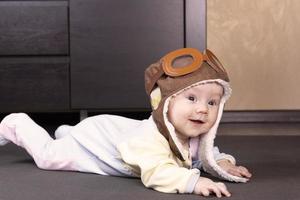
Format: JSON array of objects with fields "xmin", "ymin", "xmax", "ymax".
[
  {"xmin": 0, "ymin": 113, "xmax": 103, "ymax": 173},
  {"xmin": 0, "ymin": 124, "xmax": 10, "ymax": 145}
]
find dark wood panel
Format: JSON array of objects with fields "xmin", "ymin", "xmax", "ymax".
[
  {"xmin": 185, "ymin": 0, "xmax": 206, "ymax": 50},
  {"xmin": 0, "ymin": 1, "xmax": 68, "ymax": 55},
  {"xmin": 0, "ymin": 58, "xmax": 70, "ymax": 112},
  {"xmin": 70, "ymin": 0, "xmax": 185, "ymax": 110}
]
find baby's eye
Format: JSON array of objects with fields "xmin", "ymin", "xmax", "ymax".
[
  {"xmin": 208, "ymin": 100, "xmax": 217, "ymax": 106},
  {"xmin": 187, "ymin": 96, "xmax": 196, "ymax": 102}
]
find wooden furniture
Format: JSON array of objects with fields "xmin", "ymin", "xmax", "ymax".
[
  {"xmin": 0, "ymin": 0, "xmax": 206, "ymax": 112},
  {"xmin": 0, "ymin": 1, "xmax": 69, "ymax": 112}
]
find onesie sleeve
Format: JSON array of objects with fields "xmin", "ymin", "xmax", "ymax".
[
  {"xmin": 117, "ymin": 134, "xmax": 200, "ymax": 194},
  {"xmin": 192, "ymin": 146, "xmax": 236, "ymax": 169},
  {"xmin": 213, "ymin": 146, "xmax": 236, "ymax": 165}
]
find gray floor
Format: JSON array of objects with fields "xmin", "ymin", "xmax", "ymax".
[{"xmin": 0, "ymin": 123, "xmax": 300, "ymax": 200}]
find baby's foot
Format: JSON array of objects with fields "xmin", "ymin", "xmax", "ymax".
[
  {"xmin": 54, "ymin": 125, "xmax": 73, "ymax": 139},
  {"xmin": 0, "ymin": 124, "xmax": 11, "ymax": 146}
]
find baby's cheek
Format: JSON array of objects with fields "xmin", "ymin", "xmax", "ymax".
[
  {"xmin": 206, "ymin": 120, "xmax": 215, "ymax": 130},
  {"xmin": 210, "ymin": 110, "xmax": 219, "ymax": 124}
]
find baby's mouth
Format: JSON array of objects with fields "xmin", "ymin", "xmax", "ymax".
[{"xmin": 189, "ymin": 119, "xmax": 205, "ymax": 124}]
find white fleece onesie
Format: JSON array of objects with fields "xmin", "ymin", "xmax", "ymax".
[{"xmin": 0, "ymin": 113, "xmax": 234, "ymax": 193}]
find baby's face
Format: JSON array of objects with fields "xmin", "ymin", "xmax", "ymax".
[{"xmin": 168, "ymin": 83, "xmax": 223, "ymax": 142}]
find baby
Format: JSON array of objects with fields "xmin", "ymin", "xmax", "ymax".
[{"xmin": 0, "ymin": 48, "xmax": 251, "ymax": 197}]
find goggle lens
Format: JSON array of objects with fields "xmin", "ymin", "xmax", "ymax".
[{"xmin": 162, "ymin": 48, "xmax": 227, "ymax": 77}]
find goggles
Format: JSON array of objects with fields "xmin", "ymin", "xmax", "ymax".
[{"xmin": 162, "ymin": 48, "xmax": 227, "ymax": 77}]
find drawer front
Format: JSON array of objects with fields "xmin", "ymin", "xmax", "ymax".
[
  {"xmin": 70, "ymin": 0, "xmax": 184, "ymax": 110},
  {"xmin": 0, "ymin": 1, "xmax": 68, "ymax": 55},
  {"xmin": 0, "ymin": 58, "xmax": 70, "ymax": 112}
]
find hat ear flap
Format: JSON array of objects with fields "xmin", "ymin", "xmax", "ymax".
[{"xmin": 145, "ymin": 61, "xmax": 164, "ymax": 95}]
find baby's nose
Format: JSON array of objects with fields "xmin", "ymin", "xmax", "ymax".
[{"xmin": 195, "ymin": 103, "xmax": 208, "ymax": 114}]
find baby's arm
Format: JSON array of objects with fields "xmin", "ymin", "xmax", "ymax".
[
  {"xmin": 119, "ymin": 134, "xmax": 231, "ymax": 196},
  {"xmin": 121, "ymin": 144, "xmax": 201, "ymax": 193}
]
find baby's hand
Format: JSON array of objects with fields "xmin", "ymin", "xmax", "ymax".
[
  {"xmin": 217, "ymin": 159, "xmax": 252, "ymax": 180},
  {"xmin": 193, "ymin": 177, "xmax": 231, "ymax": 198}
]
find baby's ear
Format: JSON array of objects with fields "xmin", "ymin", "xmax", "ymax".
[{"xmin": 144, "ymin": 61, "xmax": 164, "ymax": 96}]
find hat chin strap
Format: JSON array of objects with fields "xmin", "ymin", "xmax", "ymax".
[{"xmin": 198, "ymin": 99, "xmax": 248, "ymax": 183}]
